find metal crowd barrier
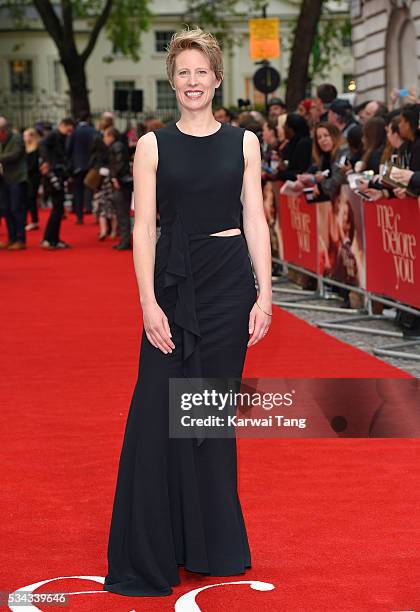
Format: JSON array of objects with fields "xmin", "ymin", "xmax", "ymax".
[{"xmin": 271, "ymin": 257, "xmax": 420, "ymax": 363}]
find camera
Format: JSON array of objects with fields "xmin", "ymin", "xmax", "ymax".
[{"xmin": 303, "ymin": 187, "xmax": 316, "ymax": 202}]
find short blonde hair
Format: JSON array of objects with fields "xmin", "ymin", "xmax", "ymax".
[{"xmin": 165, "ymin": 26, "xmax": 224, "ymax": 87}]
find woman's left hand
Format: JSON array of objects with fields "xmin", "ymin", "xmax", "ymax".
[
  {"xmin": 394, "ymin": 187, "xmax": 407, "ymax": 199},
  {"xmin": 391, "ymin": 169, "xmax": 413, "ymax": 184},
  {"xmin": 248, "ymin": 298, "xmax": 272, "ymax": 346}
]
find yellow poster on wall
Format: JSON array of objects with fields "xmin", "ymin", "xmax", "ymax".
[{"xmin": 249, "ymin": 18, "xmax": 280, "ymax": 60}]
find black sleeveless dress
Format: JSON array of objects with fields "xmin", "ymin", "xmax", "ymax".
[{"xmin": 103, "ymin": 121, "xmax": 257, "ymax": 597}]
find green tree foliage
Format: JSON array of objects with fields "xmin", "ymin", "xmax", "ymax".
[
  {"xmin": 1, "ymin": 0, "xmax": 152, "ymax": 115},
  {"xmin": 310, "ymin": 17, "xmax": 352, "ymax": 80}
]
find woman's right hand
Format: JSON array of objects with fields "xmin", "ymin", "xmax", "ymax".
[{"xmin": 142, "ymin": 301, "xmax": 175, "ymax": 354}]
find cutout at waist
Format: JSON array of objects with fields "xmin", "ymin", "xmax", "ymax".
[{"xmin": 209, "ymin": 228, "xmax": 241, "ymax": 237}]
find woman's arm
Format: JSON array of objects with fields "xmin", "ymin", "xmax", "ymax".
[
  {"xmin": 132, "ymin": 132, "xmax": 175, "ymax": 354},
  {"xmin": 242, "ymin": 129, "xmax": 273, "ymax": 346}
]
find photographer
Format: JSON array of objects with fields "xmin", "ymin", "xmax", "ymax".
[
  {"xmin": 39, "ymin": 117, "xmax": 75, "ymax": 249},
  {"xmin": 392, "ymin": 104, "xmax": 420, "ymax": 197},
  {"xmin": 296, "ymin": 123, "xmax": 349, "ymax": 202},
  {"xmin": 104, "ymin": 127, "xmax": 133, "ymax": 250},
  {"xmin": 358, "ymin": 112, "xmax": 402, "ymax": 200},
  {"xmin": 364, "ymin": 106, "xmax": 420, "ymax": 200}
]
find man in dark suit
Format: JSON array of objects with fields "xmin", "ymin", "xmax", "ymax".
[{"xmin": 67, "ymin": 110, "xmax": 97, "ymax": 224}]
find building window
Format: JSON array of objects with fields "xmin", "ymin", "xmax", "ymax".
[
  {"xmin": 342, "ymin": 29, "xmax": 352, "ymax": 48},
  {"xmin": 9, "ymin": 60, "xmax": 33, "ymax": 93},
  {"xmin": 53, "ymin": 60, "xmax": 62, "ymax": 94},
  {"xmin": 156, "ymin": 80, "xmax": 177, "ymax": 110},
  {"xmin": 155, "ymin": 31, "xmax": 175, "ymax": 53},
  {"xmin": 114, "ymin": 80, "xmax": 135, "ymax": 91}
]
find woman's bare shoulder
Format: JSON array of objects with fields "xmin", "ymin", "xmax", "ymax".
[
  {"xmin": 243, "ymin": 129, "xmax": 261, "ymax": 167},
  {"xmin": 137, "ymin": 131, "xmax": 158, "ymax": 149},
  {"xmin": 135, "ymin": 131, "xmax": 158, "ymax": 169}
]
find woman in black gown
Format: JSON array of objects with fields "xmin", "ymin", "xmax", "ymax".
[{"xmin": 103, "ymin": 27, "xmax": 272, "ymax": 597}]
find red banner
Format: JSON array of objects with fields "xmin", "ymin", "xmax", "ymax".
[
  {"xmin": 271, "ymin": 184, "xmax": 419, "ymax": 311},
  {"xmin": 364, "ymin": 198, "xmax": 420, "ymax": 309},
  {"xmin": 278, "ymin": 191, "xmax": 318, "ymax": 273}
]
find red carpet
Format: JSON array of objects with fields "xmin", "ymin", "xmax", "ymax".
[{"xmin": 0, "ymin": 210, "xmax": 419, "ymax": 611}]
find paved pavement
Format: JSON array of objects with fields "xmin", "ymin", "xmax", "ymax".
[{"xmin": 271, "ymin": 276, "xmax": 420, "ymax": 378}]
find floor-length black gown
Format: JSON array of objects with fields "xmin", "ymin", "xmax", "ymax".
[{"xmin": 103, "ymin": 121, "xmax": 257, "ymax": 596}]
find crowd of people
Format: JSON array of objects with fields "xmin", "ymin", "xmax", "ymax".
[
  {"xmin": 0, "ymin": 111, "xmax": 144, "ymax": 251},
  {"xmin": 0, "ymin": 83, "xmax": 419, "ymax": 333}
]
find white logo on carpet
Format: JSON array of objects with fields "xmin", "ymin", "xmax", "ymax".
[{"xmin": 7, "ymin": 575, "xmax": 275, "ymax": 611}]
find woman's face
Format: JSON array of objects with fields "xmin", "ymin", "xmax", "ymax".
[
  {"xmin": 316, "ymin": 127, "xmax": 333, "ymax": 153},
  {"xmin": 103, "ymin": 132, "xmax": 114, "ymax": 146},
  {"xmin": 398, "ymin": 115, "xmax": 411, "ymax": 140},
  {"xmin": 277, "ymin": 117, "xmax": 286, "ymax": 142},
  {"xmin": 309, "ymin": 101, "xmax": 321, "ymax": 124},
  {"xmin": 297, "ymin": 103, "xmax": 307, "ymax": 117},
  {"xmin": 172, "ymin": 48, "xmax": 221, "ymax": 112},
  {"xmin": 262, "ymin": 122, "xmax": 276, "ymax": 145},
  {"xmin": 23, "ymin": 130, "xmax": 34, "ymax": 145},
  {"xmin": 386, "ymin": 125, "xmax": 400, "ymax": 149}
]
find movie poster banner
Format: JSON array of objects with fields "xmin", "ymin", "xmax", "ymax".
[
  {"xmin": 364, "ymin": 197, "xmax": 420, "ymax": 309},
  {"xmin": 316, "ymin": 185, "xmax": 366, "ymax": 288},
  {"xmin": 278, "ymin": 191, "xmax": 318, "ymax": 273}
]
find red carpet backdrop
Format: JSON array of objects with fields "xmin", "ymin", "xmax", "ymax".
[{"xmin": 0, "ymin": 211, "xmax": 419, "ymax": 611}]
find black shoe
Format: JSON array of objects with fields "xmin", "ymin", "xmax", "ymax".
[
  {"xmin": 55, "ymin": 241, "xmax": 71, "ymax": 249},
  {"xmin": 271, "ymin": 263, "xmax": 283, "ymax": 277},
  {"xmin": 113, "ymin": 242, "xmax": 132, "ymax": 250},
  {"xmin": 340, "ymin": 298, "xmax": 351, "ymax": 309},
  {"xmin": 75, "ymin": 219, "xmax": 83, "ymax": 225}
]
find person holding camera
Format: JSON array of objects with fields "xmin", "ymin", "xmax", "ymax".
[
  {"xmin": 103, "ymin": 127, "xmax": 133, "ymax": 250},
  {"xmin": 0, "ymin": 116, "xmax": 28, "ymax": 250},
  {"xmin": 39, "ymin": 117, "xmax": 75, "ymax": 250},
  {"xmin": 297, "ymin": 122, "xmax": 349, "ymax": 202}
]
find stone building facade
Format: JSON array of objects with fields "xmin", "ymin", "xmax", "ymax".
[
  {"xmin": 352, "ymin": 0, "xmax": 420, "ymax": 102},
  {"xmin": 0, "ymin": 1, "xmax": 353, "ymax": 127}
]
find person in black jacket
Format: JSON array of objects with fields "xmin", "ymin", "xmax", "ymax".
[
  {"xmin": 67, "ymin": 111, "xmax": 97, "ymax": 224},
  {"xmin": 389, "ymin": 104, "xmax": 420, "ymax": 196},
  {"xmin": 39, "ymin": 117, "xmax": 75, "ymax": 249},
  {"xmin": 104, "ymin": 127, "xmax": 133, "ymax": 250},
  {"xmin": 298, "ymin": 122, "xmax": 349, "ymax": 201},
  {"xmin": 266, "ymin": 113, "xmax": 312, "ymax": 182},
  {"xmin": 372, "ymin": 106, "xmax": 420, "ymax": 198}
]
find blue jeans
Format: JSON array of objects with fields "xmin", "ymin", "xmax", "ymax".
[{"xmin": 1, "ymin": 181, "xmax": 27, "ymax": 243}]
